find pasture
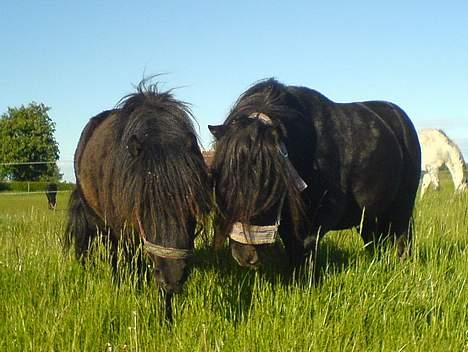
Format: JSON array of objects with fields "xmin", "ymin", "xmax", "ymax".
[{"xmin": 0, "ymin": 172, "xmax": 467, "ymax": 351}]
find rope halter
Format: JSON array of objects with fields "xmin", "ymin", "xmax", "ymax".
[
  {"xmin": 227, "ymin": 112, "xmax": 308, "ymax": 245},
  {"xmin": 136, "ymin": 213, "xmax": 193, "ymax": 260}
]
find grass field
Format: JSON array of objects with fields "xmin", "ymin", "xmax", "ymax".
[{"xmin": 0, "ymin": 173, "xmax": 467, "ymax": 351}]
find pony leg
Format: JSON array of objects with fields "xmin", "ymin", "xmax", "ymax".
[
  {"xmin": 420, "ymin": 173, "xmax": 431, "ymax": 198},
  {"xmin": 457, "ymin": 182, "xmax": 468, "ymax": 193},
  {"xmin": 381, "ymin": 215, "xmax": 413, "ymax": 259},
  {"xmin": 359, "ymin": 214, "xmax": 384, "ymax": 255},
  {"xmin": 359, "ymin": 178, "xmax": 415, "ymax": 259},
  {"xmin": 395, "ymin": 219, "xmax": 413, "ymax": 259},
  {"xmin": 277, "ymin": 213, "xmax": 307, "ymax": 267},
  {"xmin": 428, "ymin": 167, "xmax": 440, "ymax": 190},
  {"xmin": 279, "ymin": 217, "xmax": 321, "ymax": 283},
  {"xmin": 213, "ymin": 216, "xmax": 230, "ymax": 251},
  {"xmin": 358, "ymin": 181, "xmax": 415, "ymax": 258},
  {"xmin": 279, "ymin": 230, "xmax": 307, "ymax": 268},
  {"xmin": 360, "ymin": 215, "xmax": 412, "ymax": 259}
]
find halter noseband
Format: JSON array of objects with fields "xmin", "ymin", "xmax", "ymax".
[
  {"xmin": 229, "ymin": 222, "xmax": 280, "ymax": 245},
  {"xmin": 136, "ymin": 213, "xmax": 193, "ymax": 260},
  {"xmin": 228, "ymin": 112, "xmax": 307, "ymax": 245}
]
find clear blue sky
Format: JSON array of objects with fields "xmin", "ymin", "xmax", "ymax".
[{"xmin": 1, "ymin": 1, "xmax": 467, "ymax": 182}]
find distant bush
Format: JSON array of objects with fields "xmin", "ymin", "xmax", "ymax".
[{"xmin": 0, "ymin": 181, "xmax": 75, "ymax": 192}]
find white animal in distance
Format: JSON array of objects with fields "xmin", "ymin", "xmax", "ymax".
[{"xmin": 419, "ymin": 128, "xmax": 467, "ymax": 198}]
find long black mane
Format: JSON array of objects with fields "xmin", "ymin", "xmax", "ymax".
[
  {"xmin": 106, "ymin": 81, "xmax": 212, "ymax": 247},
  {"xmin": 212, "ymin": 79, "xmax": 306, "ymax": 236}
]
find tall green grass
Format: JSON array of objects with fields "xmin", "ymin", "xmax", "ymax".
[{"xmin": 0, "ymin": 175, "xmax": 467, "ymax": 351}]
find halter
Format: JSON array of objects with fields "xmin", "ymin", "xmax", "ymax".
[
  {"xmin": 229, "ymin": 191, "xmax": 286, "ymax": 245},
  {"xmin": 227, "ymin": 112, "xmax": 308, "ymax": 245},
  {"xmin": 136, "ymin": 213, "xmax": 193, "ymax": 260}
]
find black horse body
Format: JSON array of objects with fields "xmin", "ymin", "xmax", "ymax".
[
  {"xmin": 209, "ymin": 79, "xmax": 421, "ymax": 270},
  {"xmin": 45, "ymin": 182, "xmax": 58, "ymax": 210},
  {"xmin": 65, "ymin": 82, "xmax": 211, "ymax": 296}
]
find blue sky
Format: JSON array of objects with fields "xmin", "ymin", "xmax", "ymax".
[{"xmin": 1, "ymin": 1, "xmax": 467, "ymax": 182}]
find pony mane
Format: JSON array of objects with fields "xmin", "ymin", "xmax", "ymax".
[
  {"xmin": 109, "ymin": 80, "xmax": 211, "ymax": 246},
  {"xmin": 431, "ymin": 129, "xmax": 466, "ymax": 166},
  {"xmin": 115, "ymin": 80, "xmax": 197, "ymax": 142},
  {"xmin": 225, "ymin": 78, "xmax": 304, "ymax": 126},
  {"xmin": 212, "ymin": 79, "xmax": 306, "ymax": 236}
]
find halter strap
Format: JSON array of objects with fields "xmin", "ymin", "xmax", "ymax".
[
  {"xmin": 142, "ymin": 241, "xmax": 193, "ymax": 260},
  {"xmin": 135, "ymin": 213, "xmax": 193, "ymax": 259},
  {"xmin": 279, "ymin": 142, "xmax": 308, "ymax": 192}
]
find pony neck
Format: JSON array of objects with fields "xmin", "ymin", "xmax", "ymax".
[{"xmin": 444, "ymin": 144, "xmax": 466, "ymax": 191}]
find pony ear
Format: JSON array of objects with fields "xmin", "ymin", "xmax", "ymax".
[
  {"xmin": 208, "ymin": 124, "xmax": 227, "ymax": 140},
  {"xmin": 127, "ymin": 135, "xmax": 142, "ymax": 157}
]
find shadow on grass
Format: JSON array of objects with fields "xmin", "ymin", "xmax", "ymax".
[
  {"xmin": 415, "ymin": 238, "xmax": 467, "ymax": 266},
  {"xmin": 187, "ymin": 238, "xmax": 360, "ymax": 323},
  {"xmin": 77, "ymin": 233, "xmax": 384, "ymax": 325},
  {"xmin": 192, "ymin": 237, "xmax": 361, "ymax": 284},
  {"xmin": 189, "ymin": 246, "xmax": 257, "ymax": 323}
]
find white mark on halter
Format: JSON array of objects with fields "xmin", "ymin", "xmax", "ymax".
[
  {"xmin": 249, "ymin": 112, "xmax": 273, "ymax": 125},
  {"xmin": 228, "ymin": 113, "xmax": 308, "ymax": 245}
]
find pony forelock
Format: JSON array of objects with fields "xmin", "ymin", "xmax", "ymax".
[{"xmin": 212, "ymin": 79, "xmax": 306, "ymax": 239}]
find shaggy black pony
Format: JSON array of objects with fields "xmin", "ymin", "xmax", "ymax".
[
  {"xmin": 65, "ymin": 81, "xmax": 212, "ymax": 317},
  {"xmin": 209, "ymin": 78, "xmax": 421, "ymax": 276},
  {"xmin": 45, "ymin": 182, "xmax": 58, "ymax": 210}
]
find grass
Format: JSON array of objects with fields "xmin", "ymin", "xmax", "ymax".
[{"xmin": 0, "ymin": 173, "xmax": 467, "ymax": 351}]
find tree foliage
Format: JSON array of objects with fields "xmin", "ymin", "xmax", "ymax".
[{"xmin": 0, "ymin": 102, "xmax": 61, "ymax": 181}]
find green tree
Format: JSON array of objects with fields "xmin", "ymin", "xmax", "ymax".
[{"xmin": 0, "ymin": 102, "xmax": 61, "ymax": 181}]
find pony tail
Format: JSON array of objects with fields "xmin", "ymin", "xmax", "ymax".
[{"xmin": 64, "ymin": 188, "xmax": 99, "ymax": 259}]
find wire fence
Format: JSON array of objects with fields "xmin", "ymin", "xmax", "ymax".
[
  {"xmin": 0, "ymin": 161, "xmax": 72, "ymax": 166},
  {"xmin": 0, "ymin": 160, "xmax": 73, "ymax": 166},
  {"xmin": 0, "ymin": 160, "xmax": 74, "ymax": 196},
  {"xmin": 0, "ymin": 190, "xmax": 72, "ymax": 196}
]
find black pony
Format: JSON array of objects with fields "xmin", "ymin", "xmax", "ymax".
[
  {"xmin": 65, "ymin": 81, "xmax": 211, "ymax": 311},
  {"xmin": 45, "ymin": 182, "xmax": 58, "ymax": 210},
  {"xmin": 209, "ymin": 79, "xmax": 421, "ymax": 275}
]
